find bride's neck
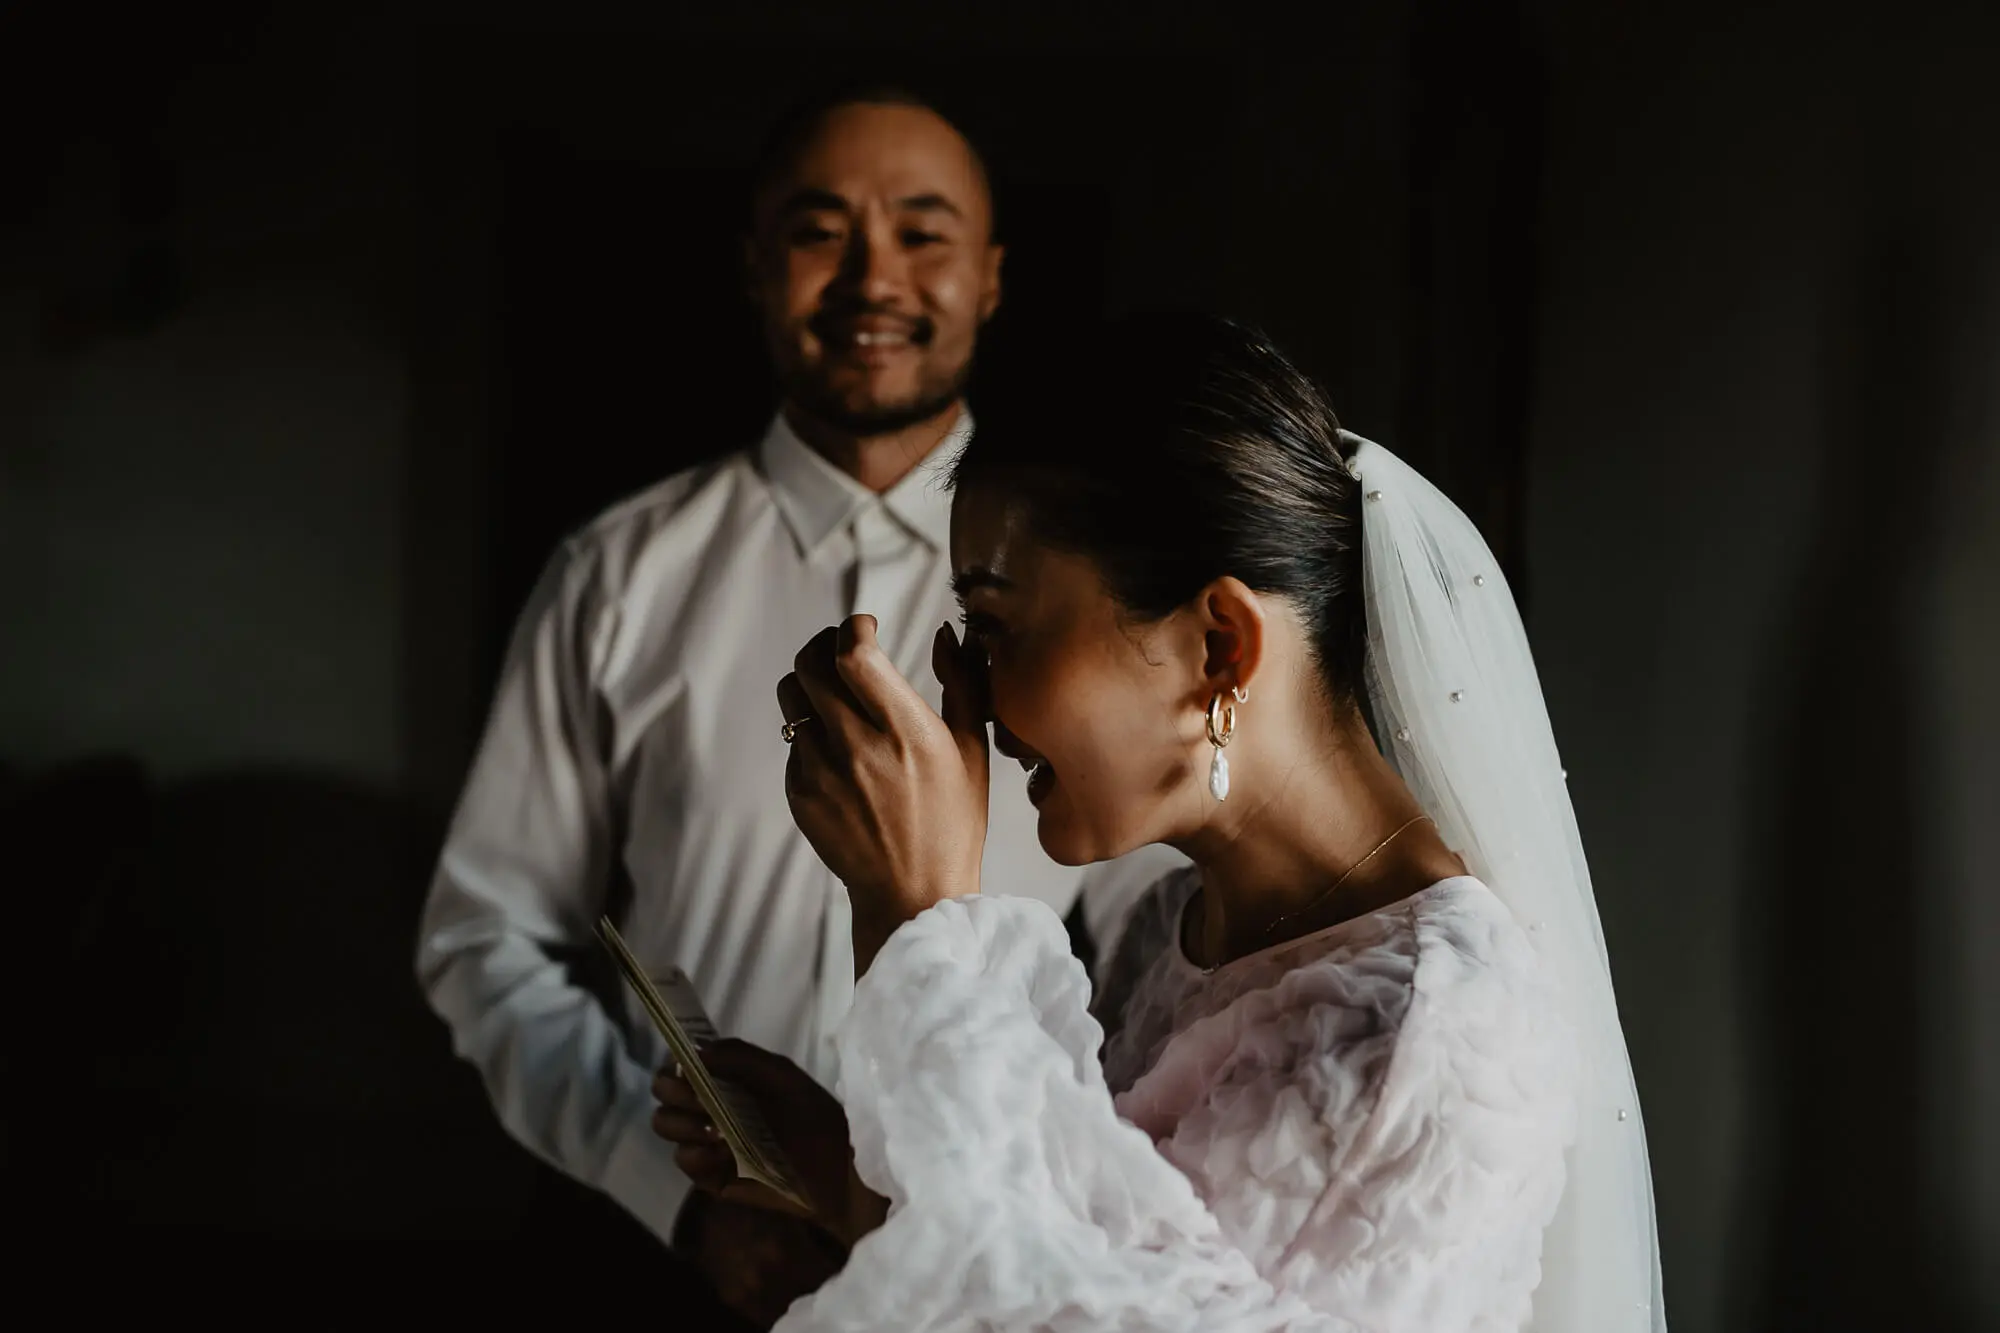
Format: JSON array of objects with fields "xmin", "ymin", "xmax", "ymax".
[{"xmin": 1174, "ymin": 708, "xmax": 1439, "ymax": 966}]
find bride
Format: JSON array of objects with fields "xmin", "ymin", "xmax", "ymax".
[{"xmin": 653, "ymin": 313, "xmax": 1666, "ymax": 1331}]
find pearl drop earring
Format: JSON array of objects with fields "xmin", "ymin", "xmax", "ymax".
[{"xmin": 1206, "ymin": 689, "xmax": 1244, "ymax": 800}]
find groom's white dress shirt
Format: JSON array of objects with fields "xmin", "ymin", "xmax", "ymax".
[{"xmin": 415, "ymin": 409, "xmax": 1185, "ymax": 1243}]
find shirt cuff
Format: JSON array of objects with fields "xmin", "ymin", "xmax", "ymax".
[{"xmin": 598, "ymin": 1084, "xmax": 692, "ymax": 1246}]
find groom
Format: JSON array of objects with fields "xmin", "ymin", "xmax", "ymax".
[{"xmin": 416, "ymin": 85, "xmax": 1183, "ymax": 1326}]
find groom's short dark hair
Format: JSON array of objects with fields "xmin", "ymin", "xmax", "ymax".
[{"xmin": 745, "ymin": 81, "xmax": 999, "ymax": 237}]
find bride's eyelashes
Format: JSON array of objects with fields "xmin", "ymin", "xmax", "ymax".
[{"xmin": 958, "ymin": 609, "xmax": 1004, "ymax": 650}]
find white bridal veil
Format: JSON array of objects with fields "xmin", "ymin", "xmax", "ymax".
[{"xmin": 1346, "ymin": 431, "xmax": 1668, "ymax": 1333}]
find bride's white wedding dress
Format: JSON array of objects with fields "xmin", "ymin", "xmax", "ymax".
[
  {"xmin": 773, "ymin": 868, "xmax": 1577, "ymax": 1333},
  {"xmin": 770, "ymin": 435, "xmax": 1663, "ymax": 1331}
]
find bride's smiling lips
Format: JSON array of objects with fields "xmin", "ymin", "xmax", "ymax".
[
  {"xmin": 1020, "ymin": 756, "xmax": 1055, "ymax": 807},
  {"xmin": 994, "ymin": 723, "xmax": 1057, "ymax": 807}
]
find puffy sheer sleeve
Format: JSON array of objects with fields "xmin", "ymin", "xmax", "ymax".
[
  {"xmin": 778, "ymin": 884, "xmax": 1576, "ymax": 1333},
  {"xmin": 779, "ymin": 894, "xmax": 1335, "ymax": 1333}
]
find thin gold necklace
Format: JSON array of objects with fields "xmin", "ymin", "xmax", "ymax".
[{"xmin": 1261, "ymin": 814, "xmax": 1433, "ymax": 939}]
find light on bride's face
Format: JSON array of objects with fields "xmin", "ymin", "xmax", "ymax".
[{"xmin": 949, "ymin": 486, "xmax": 1205, "ymax": 865}]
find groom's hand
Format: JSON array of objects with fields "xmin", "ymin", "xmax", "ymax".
[{"xmin": 778, "ymin": 615, "xmax": 990, "ymax": 966}]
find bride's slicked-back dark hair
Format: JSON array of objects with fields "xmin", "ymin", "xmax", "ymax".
[{"xmin": 953, "ymin": 312, "xmax": 1369, "ymax": 705}]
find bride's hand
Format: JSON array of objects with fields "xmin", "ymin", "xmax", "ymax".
[
  {"xmin": 779, "ymin": 615, "xmax": 990, "ymax": 965},
  {"xmin": 653, "ymin": 1040, "xmax": 890, "ymax": 1249}
]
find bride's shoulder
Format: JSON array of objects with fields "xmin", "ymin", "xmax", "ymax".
[
  {"xmin": 1397, "ymin": 876, "xmax": 1580, "ymax": 1094},
  {"xmin": 1265, "ymin": 876, "xmax": 1570, "ymax": 1070},
  {"xmin": 1406, "ymin": 876, "xmax": 1550, "ymax": 982}
]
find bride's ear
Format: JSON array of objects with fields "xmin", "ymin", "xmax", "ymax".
[{"xmin": 1198, "ymin": 577, "xmax": 1266, "ymax": 699}]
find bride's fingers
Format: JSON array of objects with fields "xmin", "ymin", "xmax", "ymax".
[
  {"xmin": 674, "ymin": 1142, "xmax": 738, "ymax": 1192},
  {"xmin": 652, "ymin": 1107, "xmax": 720, "ymax": 1146},
  {"xmin": 782, "ymin": 704, "xmax": 840, "ymax": 807},
  {"xmin": 793, "ymin": 628, "xmax": 877, "ymax": 746},
  {"xmin": 834, "ymin": 614, "xmax": 930, "ymax": 731},
  {"xmin": 932, "ymin": 622, "xmax": 992, "ymax": 783},
  {"xmin": 720, "ymin": 1179, "xmax": 821, "ymax": 1223},
  {"xmin": 701, "ymin": 1038, "xmax": 804, "ymax": 1091},
  {"xmin": 791, "ymin": 671, "xmax": 868, "ymax": 756},
  {"xmin": 776, "ymin": 672, "xmax": 814, "ymax": 729}
]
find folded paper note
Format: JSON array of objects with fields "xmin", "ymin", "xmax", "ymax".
[{"xmin": 595, "ymin": 916, "xmax": 808, "ymax": 1210}]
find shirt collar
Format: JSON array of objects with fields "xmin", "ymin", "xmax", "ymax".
[{"xmin": 758, "ymin": 408, "xmax": 968, "ymax": 559}]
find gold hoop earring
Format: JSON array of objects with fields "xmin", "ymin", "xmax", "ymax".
[{"xmin": 1206, "ymin": 692, "xmax": 1238, "ymax": 801}]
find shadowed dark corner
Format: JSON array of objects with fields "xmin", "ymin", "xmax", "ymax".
[{"xmin": 1732, "ymin": 42, "xmax": 1981, "ymax": 1330}]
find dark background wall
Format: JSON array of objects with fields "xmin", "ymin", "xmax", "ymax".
[
  {"xmin": 1527, "ymin": 3, "xmax": 1999, "ymax": 1327},
  {"xmin": 2, "ymin": 2, "xmax": 1993, "ymax": 1327}
]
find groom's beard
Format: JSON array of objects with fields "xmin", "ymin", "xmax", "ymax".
[{"xmin": 780, "ymin": 356, "xmax": 975, "ymax": 437}]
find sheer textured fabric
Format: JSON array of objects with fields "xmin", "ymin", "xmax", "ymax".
[{"xmin": 773, "ymin": 873, "xmax": 1576, "ymax": 1332}]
